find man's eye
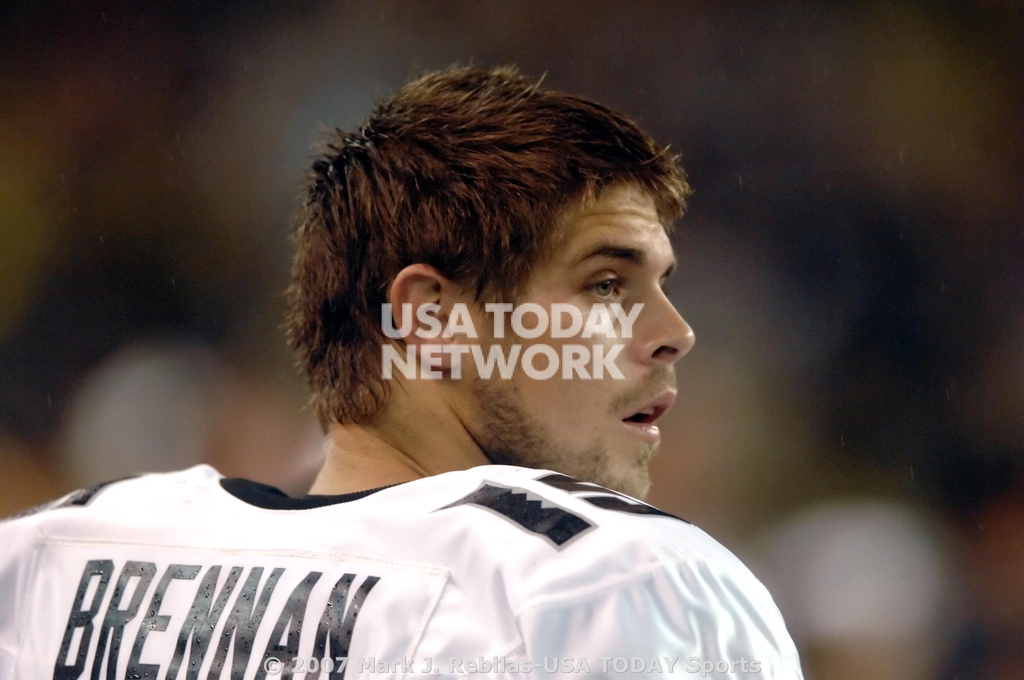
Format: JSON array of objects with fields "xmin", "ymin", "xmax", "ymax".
[{"xmin": 592, "ymin": 279, "xmax": 618, "ymax": 298}]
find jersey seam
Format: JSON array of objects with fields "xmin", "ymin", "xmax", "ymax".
[
  {"xmin": 13, "ymin": 526, "xmax": 46, "ymax": 680},
  {"xmin": 492, "ymin": 638, "xmax": 528, "ymax": 665},
  {"xmin": 38, "ymin": 538, "xmax": 451, "ymax": 580},
  {"xmin": 396, "ymin": 572, "xmax": 450, "ymax": 680}
]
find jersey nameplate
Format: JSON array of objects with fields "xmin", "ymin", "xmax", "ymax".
[{"xmin": 20, "ymin": 542, "xmax": 446, "ymax": 680}]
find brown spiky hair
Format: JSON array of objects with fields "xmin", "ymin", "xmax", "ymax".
[{"xmin": 287, "ymin": 64, "xmax": 691, "ymax": 429}]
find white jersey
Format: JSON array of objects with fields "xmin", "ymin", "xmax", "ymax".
[{"xmin": 0, "ymin": 465, "xmax": 803, "ymax": 679}]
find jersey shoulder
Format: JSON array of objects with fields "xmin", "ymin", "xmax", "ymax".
[
  {"xmin": 0, "ymin": 465, "xmax": 223, "ymax": 536},
  {"xmin": 432, "ymin": 467, "xmax": 801, "ymax": 675},
  {"xmin": 424, "ymin": 465, "xmax": 751, "ymax": 572}
]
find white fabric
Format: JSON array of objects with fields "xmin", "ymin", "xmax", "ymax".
[{"xmin": 0, "ymin": 465, "xmax": 802, "ymax": 679}]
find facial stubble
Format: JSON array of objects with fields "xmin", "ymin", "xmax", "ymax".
[{"xmin": 468, "ymin": 376, "xmax": 661, "ymax": 500}]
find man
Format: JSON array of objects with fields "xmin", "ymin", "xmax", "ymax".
[{"xmin": 0, "ymin": 66, "xmax": 803, "ymax": 678}]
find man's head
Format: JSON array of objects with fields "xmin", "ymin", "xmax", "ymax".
[
  {"xmin": 287, "ymin": 65, "xmax": 693, "ymax": 497},
  {"xmin": 459, "ymin": 183, "xmax": 693, "ymax": 498}
]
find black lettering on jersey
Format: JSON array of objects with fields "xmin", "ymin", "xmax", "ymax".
[
  {"xmin": 310, "ymin": 574, "xmax": 381, "ymax": 680},
  {"xmin": 54, "ymin": 560, "xmax": 114, "ymax": 680},
  {"xmin": 254, "ymin": 571, "xmax": 322, "ymax": 680},
  {"xmin": 166, "ymin": 566, "xmax": 243, "ymax": 680},
  {"xmin": 207, "ymin": 567, "xmax": 284, "ymax": 680},
  {"xmin": 438, "ymin": 483, "xmax": 594, "ymax": 548},
  {"xmin": 90, "ymin": 561, "xmax": 157, "ymax": 680},
  {"xmin": 536, "ymin": 473, "xmax": 688, "ymax": 522},
  {"xmin": 127, "ymin": 564, "xmax": 200, "ymax": 680}
]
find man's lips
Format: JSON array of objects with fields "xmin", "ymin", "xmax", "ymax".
[
  {"xmin": 621, "ymin": 389, "xmax": 677, "ymax": 424},
  {"xmin": 620, "ymin": 389, "xmax": 677, "ymax": 442}
]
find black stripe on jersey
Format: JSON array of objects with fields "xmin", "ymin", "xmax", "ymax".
[
  {"xmin": 534, "ymin": 473, "xmax": 609, "ymax": 494},
  {"xmin": 437, "ymin": 483, "xmax": 594, "ymax": 548},
  {"xmin": 537, "ymin": 472, "xmax": 688, "ymax": 522},
  {"xmin": 57, "ymin": 476, "xmax": 138, "ymax": 508},
  {"xmin": 4, "ymin": 476, "xmax": 137, "ymax": 523},
  {"xmin": 579, "ymin": 494, "xmax": 685, "ymax": 520}
]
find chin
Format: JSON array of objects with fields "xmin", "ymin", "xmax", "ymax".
[
  {"xmin": 617, "ymin": 469, "xmax": 653, "ymax": 500},
  {"xmin": 593, "ymin": 455, "xmax": 653, "ymax": 500},
  {"xmin": 616, "ymin": 443, "xmax": 658, "ymax": 498}
]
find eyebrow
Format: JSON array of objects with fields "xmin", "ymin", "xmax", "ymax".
[{"xmin": 572, "ymin": 242, "xmax": 677, "ymax": 278}]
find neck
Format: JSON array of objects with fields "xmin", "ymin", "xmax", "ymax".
[{"xmin": 307, "ymin": 383, "xmax": 491, "ymax": 495}]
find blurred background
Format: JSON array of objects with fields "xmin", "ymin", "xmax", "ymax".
[{"xmin": 1, "ymin": 1, "xmax": 1021, "ymax": 677}]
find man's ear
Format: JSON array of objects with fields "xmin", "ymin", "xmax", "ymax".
[{"xmin": 386, "ymin": 264, "xmax": 472, "ymax": 373}]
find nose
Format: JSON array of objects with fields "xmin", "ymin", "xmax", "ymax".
[{"xmin": 634, "ymin": 293, "xmax": 695, "ymax": 366}]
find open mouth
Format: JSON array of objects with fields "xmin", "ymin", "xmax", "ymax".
[
  {"xmin": 619, "ymin": 390, "xmax": 676, "ymax": 442},
  {"xmin": 622, "ymin": 404, "xmax": 669, "ymax": 425}
]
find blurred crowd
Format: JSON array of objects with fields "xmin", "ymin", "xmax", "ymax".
[{"xmin": 1, "ymin": 2, "xmax": 1021, "ymax": 678}]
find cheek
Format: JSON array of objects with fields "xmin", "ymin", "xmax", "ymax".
[
  {"xmin": 513, "ymin": 336, "xmax": 618, "ymax": 418},
  {"xmin": 551, "ymin": 332, "xmax": 640, "ymax": 382}
]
